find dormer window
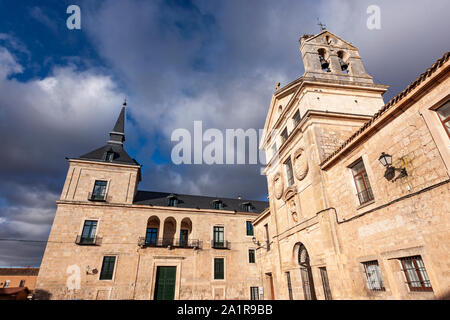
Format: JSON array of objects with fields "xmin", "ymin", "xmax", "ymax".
[
  {"xmin": 242, "ymin": 202, "xmax": 252, "ymax": 212},
  {"xmin": 105, "ymin": 151, "xmax": 115, "ymax": 162},
  {"xmin": 167, "ymin": 195, "xmax": 178, "ymax": 207},
  {"xmin": 212, "ymin": 200, "xmax": 223, "ymax": 210}
]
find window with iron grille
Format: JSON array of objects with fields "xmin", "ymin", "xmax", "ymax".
[
  {"xmin": 248, "ymin": 249, "xmax": 256, "ymax": 263},
  {"xmin": 320, "ymin": 267, "xmax": 333, "ymax": 299},
  {"xmin": 214, "ymin": 258, "xmax": 224, "ymax": 280},
  {"xmin": 286, "ymin": 272, "xmax": 293, "ymax": 300},
  {"xmin": 250, "ymin": 287, "xmax": 259, "ymax": 300},
  {"xmin": 293, "ymin": 110, "xmax": 301, "ymax": 127},
  {"xmin": 19, "ymin": 280, "xmax": 25, "ymax": 287},
  {"xmin": 81, "ymin": 220, "xmax": 97, "ymax": 244},
  {"xmin": 399, "ymin": 256, "xmax": 433, "ymax": 292},
  {"xmin": 284, "ymin": 158, "xmax": 294, "ymax": 186},
  {"xmin": 99, "ymin": 256, "xmax": 116, "ymax": 280},
  {"xmin": 92, "ymin": 180, "xmax": 107, "ymax": 200},
  {"xmin": 246, "ymin": 221, "xmax": 254, "ymax": 236},
  {"xmin": 350, "ymin": 159, "xmax": 374, "ymax": 205},
  {"xmin": 362, "ymin": 261, "xmax": 385, "ymax": 291},
  {"xmin": 281, "ymin": 128, "xmax": 289, "ymax": 143},
  {"xmin": 435, "ymin": 100, "xmax": 450, "ymax": 138}
]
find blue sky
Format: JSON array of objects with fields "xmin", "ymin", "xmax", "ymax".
[{"xmin": 0, "ymin": 0, "xmax": 449, "ymax": 266}]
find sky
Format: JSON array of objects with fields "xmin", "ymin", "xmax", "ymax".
[{"xmin": 0, "ymin": 0, "xmax": 449, "ymax": 266}]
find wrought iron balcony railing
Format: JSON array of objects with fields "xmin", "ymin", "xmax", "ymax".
[
  {"xmin": 211, "ymin": 240, "xmax": 230, "ymax": 249},
  {"xmin": 75, "ymin": 235, "xmax": 102, "ymax": 245},
  {"xmin": 138, "ymin": 237, "xmax": 202, "ymax": 249},
  {"xmin": 356, "ymin": 188, "xmax": 374, "ymax": 205}
]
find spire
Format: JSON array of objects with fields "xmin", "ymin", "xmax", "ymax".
[{"xmin": 108, "ymin": 101, "xmax": 126, "ymax": 146}]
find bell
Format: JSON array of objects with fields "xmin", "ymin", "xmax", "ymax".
[
  {"xmin": 320, "ymin": 56, "xmax": 329, "ymax": 69},
  {"xmin": 339, "ymin": 57, "xmax": 348, "ymax": 71}
]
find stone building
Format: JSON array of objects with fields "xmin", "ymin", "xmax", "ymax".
[
  {"xmin": 254, "ymin": 29, "xmax": 450, "ymax": 300},
  {"xmin": 35, "ymin": 105, "xmax": 268, "ymax": 300}
]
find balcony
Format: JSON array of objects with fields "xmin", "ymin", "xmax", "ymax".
[
  {"xmin": 211, "ymin": 240, "xmax": 230, "ymax": 249},
  {"xmin": 138, "ymin": 237, "xmax": 202, "ymax": 249},
  {"xmin": 75, "ymin": 235, "xmax": 102, "ymax": 245}
]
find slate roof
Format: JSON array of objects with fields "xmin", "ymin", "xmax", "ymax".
[
  {"xmin": 133, "ymin": 191, "xmax": 269, "ymax": 213},
  {"xmin": 76, "ymin": 105, "xmax": 140, "ymax": 166},
  {"xmin": 0, "ymin": 267, "xmax": 39, "ymax": 276},
  {"xmin": 78, "ymin": 144, "xmax": 140, "ymax": 166}
]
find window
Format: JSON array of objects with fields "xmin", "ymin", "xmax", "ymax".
[
  {"xmin": 91, "ymin": 180, "xmax": 107, "ymax": 201},
  {"xmin": 246, "ymin": 221, "xmax": 254, "ymax": 236},
  {"xmin": 213, "ymin": 226, "xmax": 225, "ymax": 247},
  {"xmin": 281, "ymin": 128, "xmax": 289, "ymax": 143},
  {"xmin": 435, "ymin": 100, "xmax": 450, "ymax": 137},
  {"xmin": 286, "ymin": 272, "xmax": 293, "ymax": 300},
  {"xmin": 180, "ymin": 229, "xmax": 188, "ymax": 246},
  {"xmin": 3, "ymin": 280, "xmax": 10, "ymax": 288},
  {"xmin": 362, "ymin": 261, "xmax": 385, "ymax": 291},
  {"xmin": 350, "ymin": 159, "xmax": 374, "ymax": 205},
  {"xmin": 99, "ymin": 256, "xmax": 116, "ymax": 280},
  {"xmin": 320, "ymin": 267, "xmax": 333, "ymax": 300},
  {"xmin": 213, "ymin": 201, "xmax": 222, "ymax": 210},
  {"xmin": 105, "ymin": 151, "xmax": 114, "ymax": 162},
  {"xmin": 271, "ymin": 143, "xmax": 277, "ymax": 160},
  {"xmin": 250, "ymin": 287, "xmax": 259, "ymax": 300},
  {"xmin": 293, "ymin": 110, "xmax": 301, "ymax": 127},
  {"xmin": 264, "ymin": 224, "xmax": 270, "ymax": 251},
  {"xmin": 284, "ymin": 158, "xmax": 294, "ymax": 186},
  {"xmin": 168, "ymin": 197, "xmax": 178, "ymax": 206},
  {"xmin": 399, "ymin": 256, "xmax": 433, "ymax": 292},
  {"xmin": 19, "ymin": 280, "xmax": 25, "ymax": 287},
  {"xmin": 145, "ymin": 227, "xmax": 158, "ymax": 245},
  {"xmin": 242, "ymin": 203, "xmax": 252, "ymax": 212},
  {"xmin": 80, "ymin": 220, "xmax": 97, "ymax": 244},
  {"xmin": 248, "ymin": 249, "xmax": 256, "ymax": 263},
  {"xmin": 214, "ymin": 258, "xmax": 224, "ymax": 280}
]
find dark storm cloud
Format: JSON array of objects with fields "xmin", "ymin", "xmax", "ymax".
[{"xmin": 1, "ymin": 0, "xmax": 449, "ymax": 266}]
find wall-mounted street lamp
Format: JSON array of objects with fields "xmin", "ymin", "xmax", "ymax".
[
  {"xmin": 85, "ymin": 265, "xmax": 98, "ymax": 275},
  {"xmin": 378, "ymin": 152, "xmax": 408, "ymax": 182},
  {"xmin": 252, "ymin": 237, "xmax": 260, "ymax": 246}
]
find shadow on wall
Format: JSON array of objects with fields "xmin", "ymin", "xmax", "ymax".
[{"xmin": 33, "ymin": 289, "xmax": 52, "ymax": 300}]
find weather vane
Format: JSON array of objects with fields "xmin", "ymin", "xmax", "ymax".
[
  {"xmin": 317, "ymin": 18, "xmax": 326, "ymax": 31},
  {"xmin": 123, "ymin": 98, "xmax": 127, "ymax": 106}
]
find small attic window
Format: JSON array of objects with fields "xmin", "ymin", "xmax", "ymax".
[
  {"xmin": 242, "ymin": 202, "xmax": 252, "ymax": 212},
  {"xmin": 167, "ymin": 195, "xmax": 178, "ymax": 207},
  {"xmin": 212, "ymin": 200, "xmax": 223, "ymax": 210},
  {"xmin": 105, "ymin": 151, "xmax": 115, "ymax": 162}
]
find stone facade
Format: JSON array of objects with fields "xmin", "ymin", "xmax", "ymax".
[
  {"xmin": 254, "ymin": 30, "xmax": 450, "ymax": 300},
  {"xmin": 35, "ymin": 110, "xmax": 266, "ymax": 300}
]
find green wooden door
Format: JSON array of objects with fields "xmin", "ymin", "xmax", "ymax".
[{"xmin": 154, "ymin": 266, "xmax": 176, "ymax": 300}]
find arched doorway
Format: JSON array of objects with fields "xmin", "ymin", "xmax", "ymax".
[{"xmin": 298, "ymin": 244, "xmax": 316, "ymax": 300}]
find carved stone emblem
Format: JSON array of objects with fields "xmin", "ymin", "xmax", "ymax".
[
  {"xmin": 273, "ymin": 172, "xmax": 284, "ymax": 200},
  {"xmin": 293, "ymin": 148, "xmax": 309, "ymax": 181}
]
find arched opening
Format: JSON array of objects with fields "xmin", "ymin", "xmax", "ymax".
[
  {"xmin": 298, "ymin": 243, "xmax": 317, "ymax": 300},
  {"xmin": 337, "ymin": 50, "xmax": 349, "ymax": 73},
  {"xmin": 179, "ymin": 218, "xmax": 192, "ymax": 247},
  {"xmin": 162, "ymin": 217, "xmax": 176, "ymax": 246},
  {"xmin": 318, "ymin": 48, "xmax": 330, "ymax": 72},
  {"xmin": 146, "ymin": 216, "xmax": 160, "ymax": 246}
]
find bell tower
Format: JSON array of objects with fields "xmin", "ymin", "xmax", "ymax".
[{"xmin": 300, "ymin": 30, "xmax": 373, "ymax": 84}]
